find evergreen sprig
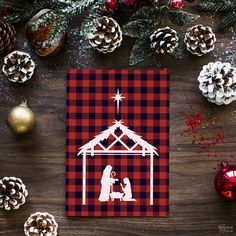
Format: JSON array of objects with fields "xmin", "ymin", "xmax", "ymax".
[
  {"xmin": 1, "ymin": 0, "xmax": 56, "ymax": 24},
  {"xmin": 198, "ymin": 0, "xmax": 236, "ymax": 29},
  {"xmin": 79, "ymin": 0, "xmax": 105, "ymax": 38},
  {"xmin": 122, "ymin": 5, "xmax": 199, "ymax": 65},
  {"xmin": 1, "ymin": 0, "xmax": 106, "ymax": 45}
]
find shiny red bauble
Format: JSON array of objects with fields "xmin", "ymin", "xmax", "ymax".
[
  {"xmin": 106, "ymin": 0, "xmax": 119, "ymax": 11},
  {"xmin": 170, "ymin": 0, "xmax": 184, "ymax": 9},
  {"xmin": 102, "ymin": 0, "xmax": 119, "ymax": 15},
  {"xmin": 215, "ymin": 162, "xmax": 236, "ymax": 201}
]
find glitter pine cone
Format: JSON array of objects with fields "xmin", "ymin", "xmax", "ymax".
[
  {"xmin": 24, "ymin": 212, "xmax": 58, "ymax": 236},
  {"xmin": 150, "ymin": 27, "xmax": 178, "ymax": 54},
  {"xmin": 185, "ymin": 24, "xmax": 216, "ymax": 56},
  {"xmin": 0, "ymin": 177, "xmax": 28, "ymax": 210},
  {"xmin": 88, "ymin": 16, "xmax": 123, "ymax": 54},
  {"xmin": 198, "ymin": 61, "xmax": 236, "ymax": 105}
]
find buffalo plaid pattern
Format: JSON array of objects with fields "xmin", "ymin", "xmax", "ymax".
[{"xmin": 66, "ymin": 70, "xmax": 169, "ymax": 217}]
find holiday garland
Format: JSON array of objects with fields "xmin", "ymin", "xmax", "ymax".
[{"xmin": 198, "ymin": 0, "xmax": 236, "ymax": 29}]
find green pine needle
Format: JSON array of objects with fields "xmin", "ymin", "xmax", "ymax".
[
  {"xmin": 129, "ymin": 37, "xmax": 154, "ymax": 66},
  {"xmin": 2, "ymin": 0, "xmax": 56, "ymax": 24},
  {"xmin": 198, "ymin": 0, "xmax": 236, "ymax": 29}
]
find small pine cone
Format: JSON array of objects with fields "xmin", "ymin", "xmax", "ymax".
[
  {"xmin": 0, "ymin": 177, "xmax": 28, "ymax": 210},
  {"xmin": 2, "ymin": 51, "xmax": 35, "ymax": 83},
  {"xmin": 88, "ymin": 16, "xmax": 123, "ymax": 53},
  {"xmin": 198, "ymin": 61, "xmax": 236, "ymax": 105},
  {"xmin": 24, "ymin": 212, "xmax": 58, "ymax": 236},
  {"xmin": 150, "ymin": 27, "xmax": 178, "ymax": 54},
  {"xmin": 0, "ymin": 21, "xmax": 16, "ymax": 56},
  {"xmin": 184, "ymin": 24, "xmax": 216, "ymax": 56}
]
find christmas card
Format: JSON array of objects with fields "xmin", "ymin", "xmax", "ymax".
[{"xmin": 66, "ymin": 70, "xmax": 169, "ymax": 216}]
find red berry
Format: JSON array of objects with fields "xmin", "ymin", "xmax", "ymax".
[
  {"xmin": 170, "ymin": 0, "xmax": 184, "ymax": 9},
  {"xmin": 106, "ymin": 0, "xmax": 119, "ymax": 11}
]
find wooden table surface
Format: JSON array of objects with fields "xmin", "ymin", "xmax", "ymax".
[{"xmin": 0, "ymin": 3, "xmax": 236, "ymax": 236}]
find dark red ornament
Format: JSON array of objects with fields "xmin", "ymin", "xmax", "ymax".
[
  {"xmin": 122, "ymin": 0, "xmax": 140, "ymax": 9},
  {"xmin": 106, "ymin": 0, "xmax": 119, "ymax": 11},
  {"xmin": 215, "ymin": 161, "xmax": 236, "ymax": 201},
  {"xmin": 170, "ymin": 0, "xmax": 184, "ymax": 9},
  {"xmin": 102, "ymin": 0, "xmax": 119, "ymax": 15},
  {"xmin": 2, "ymin": 8, "xmax": 10, "ymax": 17}
]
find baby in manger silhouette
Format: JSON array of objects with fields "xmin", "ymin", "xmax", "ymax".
[{"xmin": 98, "ymin": 165, "xmax": 137, "ymax": 202}]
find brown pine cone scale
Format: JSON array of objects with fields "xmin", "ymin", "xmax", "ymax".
[{"xmin": 0, "ymin": 21, "xmax": 16, "ymax": 56}]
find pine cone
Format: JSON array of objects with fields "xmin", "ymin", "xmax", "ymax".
[
  {"xmin": 198, "ymin": 61, "xmax": 236, "ymax": 105},
  {"xmin": 184, "ymin": 24, "xmax": 216, "ymax": 56},
  {"xmin": 24, "ymin": 212, "xmax": 58, "ymax": 236},
  {"xmin": 88, "ymin": 16, "xmax": 123, "ymax": 53},
  {"xmin": 0, "ymin": 177, "xmax": 28, "ymax": 210},
  {"xmin": 2, "ymin": 51, "xmax": 36, "ymax": 83},
  {"xmin": 0, "ymin": 21, "xmax": 16, "ymax": 56},
  {"xmin": 150, "ymin": 27, "xmax": 178, "ymax": 54}
]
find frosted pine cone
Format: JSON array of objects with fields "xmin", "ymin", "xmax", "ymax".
[
  {"xmin": 2, "ymin": 51, "xmax": 35, "ymax": 83},
  {"xmin": 198, "ymin": 62, "xmax": 236, "ymax": 105},
  {"xmin": 184, "ymin": 25, "xmax": 216, "ymax": 56},
  {"xmin": 88, "ymin": 16, "xmax": 123, "ymax": 53},
  {"xmin": 0, "ymin": 177, "xmax": 28, "ymax": 210},
  {"xmin": 150, "ymin": 27, "xmax": 178, "ymax": 54},
  {"xmin": 24, "ymin": 212, "xmax": 58, "ymax": 236}
]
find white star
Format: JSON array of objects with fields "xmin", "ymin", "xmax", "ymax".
[{"xmin": 111, "ymin": 89, "xmax": 125, "ymax": 114}]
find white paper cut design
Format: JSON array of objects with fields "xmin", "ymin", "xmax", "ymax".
[{"xmin": 77, "ymin": 89, "xmax": 159, "ymax": 206}]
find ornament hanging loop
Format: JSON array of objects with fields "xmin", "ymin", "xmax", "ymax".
[{"xmin": 20, "ymin": 99, "xmax": 28, "ymax": 107}]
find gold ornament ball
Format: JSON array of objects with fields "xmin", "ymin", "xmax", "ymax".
[{"xmin": 7, "ymin": 100, "xmax": 35, "ymax": 134}]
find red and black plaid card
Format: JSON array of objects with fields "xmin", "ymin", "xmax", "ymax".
[{"xmin": 66, "ymin": 70, "xmax": 169, "ymax": 217}]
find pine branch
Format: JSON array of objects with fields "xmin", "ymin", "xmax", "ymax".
[
  {"xmin": 198, "ymin": 0, "xmax": 236, "ymax": 28},
  {"xmin": 199, "ymin": 0, "xmax": 236, "ymax": 12},
  {"xmin": 129, "ymin": 37, "xmax": 154, "ymax": 65},
  {"xmin": 122, "ymin": 19, "xmax": 153, "ymax": 38},
  {"xmin": 28, "ymin": 0, "xmax": 105, "ymax": 44},
  {"xmin": 129, "ymin": 5, "xmax": 160, "ymax": 22},
  {"xmin": 168, "ymin": 10, "xmax": 200, "ymax": 26},
  {"xmin": 218, "ymin": 11, "xmax": 236, "ymax": 28},
  {"xmin": 2, "ymin": 0, "xmax": 57, "ymax": 24},
  {"xmin": 79, "ymin": 0, "xmax": 106, "ymax": 38}
]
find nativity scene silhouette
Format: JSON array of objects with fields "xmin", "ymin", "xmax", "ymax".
[
  {"xmin": 77, "ymin": 89, "xmax": 159, "ymax": 205},
  {"xmin": 98, "ymin": 165, "xmax": 136, "ymax": 202}
]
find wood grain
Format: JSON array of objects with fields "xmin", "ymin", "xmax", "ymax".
[{"xmin": 0, "ymin": 4, "xmax": 236, "ymax": 236}]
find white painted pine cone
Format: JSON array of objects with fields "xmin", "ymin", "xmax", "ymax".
[
  {"xmin": 2, "ymin": 51, "xmax": 35, "ymax": 83},
  {"xmin": 184, "ymin": 24, "xmax": 216, "ymax": 56},
  {"xmin": 150, "ymin": 27, "xmax": 178, "ymax": 54},
  {"xmin": 198, "ymin": 61, "xmax": 236, "ymax": 105},
  {"xmin": 0, "ymin": 177, "xmax": 28, "ymax": 210},
  {"xmin": 88, "ymin": 16, "xmax": 123, "ymax": 54},
  {"xmin": 24, "ymin": 212, "xmax": 58, "ymax": 236}
]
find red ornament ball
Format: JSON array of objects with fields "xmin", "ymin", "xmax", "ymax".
[
  {"xmin": 106, "ymin": 0, "xmax": 119, "ymax": 11},
  {"xmin": 170, "ymin": 0, "xmax": 184, "ymax": 9},
  {"xmin": 215, "ymin": 161, "xmax": 236, "ymax": 201},
  {"xmin": 102, "ymin": 0, "xmax": 119, "ymax": 15},
  {"xmin": 2, "ymin": 7, "xmax": 10, "ymax": 17}
]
